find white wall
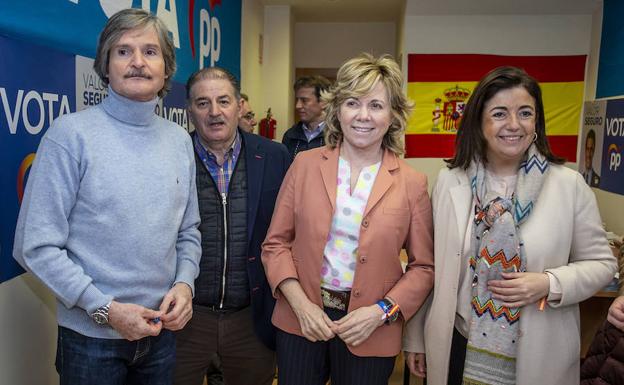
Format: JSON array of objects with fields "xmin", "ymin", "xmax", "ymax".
[
  {"xmin": 584, "ymin": 4, "xmax": 624, "ymax": 235},
  {"xmin": 0, "ymin": 274, "xmax": 58, "ymax": 384},
  {"xmin": 240, "ymin": 0, "xmax": 264, "ymax": 123},
  {"xmin": 402, "ymin": 13, "xmax": 593, "ymax": 189},
  {"xmin": 261, "ymin": 5, "xmax": 294, "ymax": 141},
  {"xmin": 294, "ymin": 22, "xmax": 396, "ymax": 69}
]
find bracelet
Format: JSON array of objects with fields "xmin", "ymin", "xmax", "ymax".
[{"xmin": 377, "ymin": 299, "xmax": 400, "ymax": 325}]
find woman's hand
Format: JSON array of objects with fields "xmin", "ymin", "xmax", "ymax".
[
  {"xmin": 334, "ymin": 305, "xmax": 385, "ymax": 346},
  {"xmin": 405, "ymin": 352, "xmax": 426, "ymax": 378},
  {"xmin": 608, "ymin": 296, "xmax": 624, "ymax": 331},
  {"xmin": 488, "ymin": 272, "xmax": 550, "ymax": 308},
  {"xmin": 278, "ymin": 279, "xmax": 335, "ymax": 342},
  {"xmin": 292, "ymin": 300, "xmax": 336, "ymax": 342}
]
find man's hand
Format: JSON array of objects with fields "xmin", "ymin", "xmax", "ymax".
[
  {"xmin": 608, "ymin": 295, "xmax": 624, "ymax": 331},
  {"xmin": 108, "ymin": 301, "xmax": 163, "ymax": 341},
  {"xmin": 333, "ymin": 305, "xmax": 384, "ymax": 346},
  {"xmin": 159, "ymin": 282, "xmax": 193, "ymax": 331}
]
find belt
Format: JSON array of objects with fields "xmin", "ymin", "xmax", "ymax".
[
  {"xmin": 194, "ymin": 304, "xmax": 247, "ymax": 315},
  {"xmin": 321, "ymin": 287, "xmax": 351, "ymax": 311}
]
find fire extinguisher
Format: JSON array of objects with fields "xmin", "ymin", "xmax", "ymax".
[{"xmin": 259, "ymin": 108, "xmax": 276, "ymax": 140}]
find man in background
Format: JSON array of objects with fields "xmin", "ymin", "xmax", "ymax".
[
  {"xmin": 13, "ymin": 9, "xmax": 201, "ymax": 384},
  {"xmin": 583, "ymin": 128, "xmax": 601, "ymax": 187},
  {"xmin": 239, "ymin": 93, "xmax": 257, "ymax": 133},
  {"xmin": 282, "ymin": 75, "xmax": 331, "ymax": 159}
]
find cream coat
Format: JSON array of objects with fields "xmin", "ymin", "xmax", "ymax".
[{"xmin": 404, "ymin": 165, "xmax": 617, "ymax": 385}]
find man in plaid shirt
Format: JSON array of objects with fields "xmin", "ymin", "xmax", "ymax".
[{"xmin": 174, "ymin": 67, "xmax": 291, "ymax": 385}]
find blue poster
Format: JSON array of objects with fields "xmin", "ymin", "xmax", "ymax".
[
  {"xmin": 0, "ymin": 0, "xmax": 239, "ymax": 283},
  {"xmin": 0, "ymin": 0, "xmax": 241, "ymax": 83},
  {"xmin": 600, "ymin": 99, "xmax": 624, "ymax": 194},
  {"xmin": 0, "ymin": 36, "xmax": 76, "ymax": 283},
  {"xmin": 597, "ymin": 0, "xmax": 624, "ymax": 98}
]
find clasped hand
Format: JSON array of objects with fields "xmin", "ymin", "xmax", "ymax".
[
  {"xmin": 294, "ymin": 300, "xmax": 385, "ymax": 347},
  {"xmin": 108, "ymin": 282, "xmax": 193, "ymax": 341},
  {"xmin": 488, "ymin": 272, "xmax": 550, "ymax": 308}
]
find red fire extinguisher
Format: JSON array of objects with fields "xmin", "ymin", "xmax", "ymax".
[{"xmin": 259, "ymin": 108, "xmax": 276, "ymax": 140}]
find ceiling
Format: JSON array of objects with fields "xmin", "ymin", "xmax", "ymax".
[
  {"xmin": 405, "ymin": 0, "xmax": 600, "ymax": 15},
  {"xmin": 261, "ymin": 0, "xmax": 601, "ymax": 23},
  {"xmin": 261, "ymin": 0, "xmax": 404, "ymax": 22}
]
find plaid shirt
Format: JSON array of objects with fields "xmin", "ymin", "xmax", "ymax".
[{"xmin": 193, "ymin": 131, "xmax": 242, "ymax": 195}]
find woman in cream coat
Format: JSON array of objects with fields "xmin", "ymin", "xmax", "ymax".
[{"xmin": 403, "ymin": 66, "xmax": 617, "ymax": 385}]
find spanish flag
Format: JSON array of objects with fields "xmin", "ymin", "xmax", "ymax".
[{"xmin": 405, "ymin": 54, "xmax": 586, "ymax": 161}]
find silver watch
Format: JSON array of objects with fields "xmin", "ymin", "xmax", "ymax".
[{"xmin": 91, "ymin": 302, "xmax": 111, "ymax": 325}]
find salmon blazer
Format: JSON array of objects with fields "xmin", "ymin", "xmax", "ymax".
[{"xmin": 262, "ymin": 145, "xmax": 434, "ymax": 357}]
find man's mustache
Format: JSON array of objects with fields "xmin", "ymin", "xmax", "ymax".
[{"xmin": 124, "ymin": 71, "xmax": 151, "ymax": 79}]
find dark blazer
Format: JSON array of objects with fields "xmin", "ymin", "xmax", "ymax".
[
  {"xmin": 281, "ymin": 121, "xmax": 325, "ymax": 160},
  {"xmin": 240, "ymin": 130, "xmax": 291, "ymax": 350}
]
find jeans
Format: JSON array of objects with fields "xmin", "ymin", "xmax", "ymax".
[{"xmin": 56, "ymin": 326, "xmax": 176, "ymax": 385}]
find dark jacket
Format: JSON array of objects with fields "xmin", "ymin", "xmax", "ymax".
[
  {"xmin": 581, "ymin": 320, "xmax": 624, "ymax": 385},
  {"xmin": 281, "ymin": 121, "xmax": 325, "ymax": 160},
  {"xmin": 193, "ymin": 129, "xmax": 291, "ymax": 350}
]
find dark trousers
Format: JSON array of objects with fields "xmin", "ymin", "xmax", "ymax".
[
  {"xmin": 55, "ymin": 326, "xmax": 175, "ymax": 385},
  {"xmin": 447, "ymin": 328, "xmax": 467, "ymax": 385},
  {"xmin": 276, "ymin": 307, "xmax": 395, "ymax": 385},
  {"xmin": 174, "ymin": 305, "xmax": 275, "ymax": 385}
]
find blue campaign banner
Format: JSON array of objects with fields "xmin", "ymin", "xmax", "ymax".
[
  {"xmin": 600, "ymin": 99, "xmax": 624, "ymax": 194},
  {"xmin": 0, "ymin": 0, "xmax": 241, "ymax": 83},
  {"xmin": 597, "ymin": 0, "xmax": 624, "ymax": 98},
  {"xmin": 160, "ymin": 80, "xmax": 191, "ymax": 130},
  {"xmin": 0, "ymin": 1, "xmax": 240, "ymax": 283},
  {"xmin": 0, "ymin": 36, "xmax": 76, "ymax": 283}
]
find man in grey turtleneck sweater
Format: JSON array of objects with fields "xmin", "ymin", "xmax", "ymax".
[{"xmin": 12, "ymin": 9, "xmax": 201, "ymax": 385}]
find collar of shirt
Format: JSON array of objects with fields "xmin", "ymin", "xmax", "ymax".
[
  {"xmin": 195, "ymin": 130, "xmax": 241, "ymax": 166},
  {"xmin": 193, "ymin": 130, "xmax": 242, "ymax": 195},
  {"xmin": 302, "ymin": 121, "xmax": 324, "ymax": 142}
]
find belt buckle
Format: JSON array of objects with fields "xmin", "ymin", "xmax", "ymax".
[{"xmin": 321, "ymin": 288, "xmax": 348, "ymax": 311}]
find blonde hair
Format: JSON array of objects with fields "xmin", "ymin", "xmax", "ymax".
[{"xmin": 323, "ymin": 53, "xmax": 412, "ymax": 155}]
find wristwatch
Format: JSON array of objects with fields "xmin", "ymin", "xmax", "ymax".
[{"xmin": 91, "ymin": 302, "xmax": 111, "ymax": 325}]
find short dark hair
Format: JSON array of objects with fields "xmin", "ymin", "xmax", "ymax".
[
  {"xmin": 185, "ymin": 67, "xmax": 241, "ymax": 100},
  {"xmin": 93, "ymin": 8, "xmax": 176, "ymax": 98},
  {"xmin": 294, "ymin": 75, "xmax": 331, "ymax": 101},
  {"xmin": 446, "ymin": 66, "xmax": 565, "ymax": 169},
  {"xmin": 586, "ymin": 128, "xmax": 596, "ymax": 143}
]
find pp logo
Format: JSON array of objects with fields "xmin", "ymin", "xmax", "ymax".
[{"xmin": 607, "ymin": 144, "xmax": 621, "ymax": 171}]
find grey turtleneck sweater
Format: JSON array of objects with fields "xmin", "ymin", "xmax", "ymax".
[{"xmin": 13, "ymin": 88, "xmax": 201, "ymax": 339}]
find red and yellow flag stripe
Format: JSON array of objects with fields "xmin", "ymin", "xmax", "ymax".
[{"xmin": 405, "ymin": 54, "xmax": 586, "ymax": 161}]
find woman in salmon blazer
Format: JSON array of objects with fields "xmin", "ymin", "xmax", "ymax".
[{"xmin": 261, "ymin": 53, "xmax": 434, "ymax": 385}]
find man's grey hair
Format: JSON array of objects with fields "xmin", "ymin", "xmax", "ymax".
[
  {"xmin": 185, "ymin": 67, "xmax": 241, "ymax": 101},
  {"xmin": 93, "ymin": 8, "xmax": 176, "ymax": 98}
]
